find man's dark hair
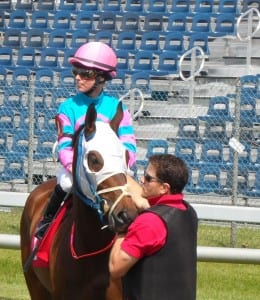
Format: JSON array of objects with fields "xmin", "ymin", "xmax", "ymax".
[{"xmin": 149, "ymin": 154, "xmax": 189, "ymax": 194}]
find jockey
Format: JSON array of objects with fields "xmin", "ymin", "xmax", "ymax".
[{"xmin": 35, "ymin": 42, "xmax": 137, "ymax": 239}]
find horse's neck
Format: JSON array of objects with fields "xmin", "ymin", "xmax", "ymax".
[{"xmin": 72, "ymin": 196, "xmax": 114, "ymax": 250}]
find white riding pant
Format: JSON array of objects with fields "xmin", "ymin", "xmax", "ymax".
[{"xmin": 57, "ymin": 167, "xmax": 73, "ymax": 193}]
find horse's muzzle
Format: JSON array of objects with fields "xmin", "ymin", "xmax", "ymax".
[{"xmin": 108, "ymin": 209, "xmax": 136, "ymax": 234}]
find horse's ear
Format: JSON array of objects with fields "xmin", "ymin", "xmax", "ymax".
[
  {"xmin": 84, "ymin": 103, "xmax": 97, "ymax": 136},
  {"xmin": 110, "ymin": 101, "xmax": 123, "ymax": 134}
]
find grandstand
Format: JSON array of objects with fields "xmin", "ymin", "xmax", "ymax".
[{"xmin": 0, "ymin": 0, "xmax": 259, "ymax": 205}]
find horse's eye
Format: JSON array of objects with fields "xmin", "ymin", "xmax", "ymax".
[{"xmin": 87, "ymin": 151, "xmax": 103, "ymax": 172}]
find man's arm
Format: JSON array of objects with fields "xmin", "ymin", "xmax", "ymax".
[{"xmin": 109, "ymin": 235, "xmax": 138, "ymax": 278}]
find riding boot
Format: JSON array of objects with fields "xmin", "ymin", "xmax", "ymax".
[{"xmin": 35, "ymin": 184, "xmax": 67, "ymax": 240}]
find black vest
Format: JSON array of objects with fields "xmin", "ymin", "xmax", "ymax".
[{"xmin": 123, "ymin": 202, "xmax": 198, "ymax": 300}]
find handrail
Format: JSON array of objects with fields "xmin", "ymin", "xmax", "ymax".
[
  {"xmin": 120, "ymin": 88, "xmax": 144, "ymax": 120},
  {"xmin": 237, "ymin": 7, "xmax": 260, "ymax": 41}
]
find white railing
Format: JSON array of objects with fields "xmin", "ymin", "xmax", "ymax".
[{"xmin": 1, "ymin": 192, "xmax": 260, "ymax": 264}]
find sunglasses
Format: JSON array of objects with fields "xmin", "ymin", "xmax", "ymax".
[
  {"xmin": 72, "ymin": 67, "xmax": 99, "ymax": 79},
  {"xmin": 143, "ymin": 171, "xmax": 163, "ymax": 183}
]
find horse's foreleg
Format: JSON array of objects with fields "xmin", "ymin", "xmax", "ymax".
[{"xmin": 106, "ymin": 277, "xmax": 122, "ymax": 300}]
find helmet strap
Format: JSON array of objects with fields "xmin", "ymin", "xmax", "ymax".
[{"xmin": 85, "ymin": 75, "xmax": 106, "ymax": 96}]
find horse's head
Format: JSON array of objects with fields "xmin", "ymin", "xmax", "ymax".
[{"xmin": 73, "ymin": 102, "xmax": 138, "ymax": 233}]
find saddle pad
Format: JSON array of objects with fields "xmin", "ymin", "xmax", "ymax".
[{"xmin": 32, "ymin": 200, "xmax": 70, "ymax": 268}]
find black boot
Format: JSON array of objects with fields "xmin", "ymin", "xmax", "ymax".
[{"xmin": 35, "ymin": 184, "xmax": 67, "ymax": 240}]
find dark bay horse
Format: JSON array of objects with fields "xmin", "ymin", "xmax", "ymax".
[{"xmin": 20, "ymin": 102, "xmax": 139, "ymax": 299}]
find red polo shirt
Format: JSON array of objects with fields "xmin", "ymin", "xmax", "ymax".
[{"xmin": 121, "ymin": 194, "xmax": 186, "ymax": 259}]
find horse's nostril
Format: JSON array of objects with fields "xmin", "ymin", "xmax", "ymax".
[{"xmin": 118, "ymin": 210, "xmax": 132, "ymax": 224}]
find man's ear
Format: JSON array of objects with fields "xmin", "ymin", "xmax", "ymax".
[{"xmin": 161, "ymin": 182, "xmax": 171, "ymax": 195}]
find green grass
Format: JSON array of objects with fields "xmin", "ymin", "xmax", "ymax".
[{"xmin": 0, "ymin": 209, "xmax": 260, "ymax": 299}]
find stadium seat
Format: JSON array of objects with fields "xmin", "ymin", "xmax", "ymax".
[
  {"xmin": 47, "ymin": 29, "xmax": 68, "ymax": 49},
  {"xmin": 174, "ymin": 139, "xmax": 199, "ymax": 167},
  {"xmin": 188, "ymin": 32, "xmax": 210, "ymax": 55},
  {"xmin": 145, "ymin": 139, "xmax": 169, "ymax": 158},
  {"xmin": 94, "ymin": 31, "xmax": 114, "ymax": 47},
  {"xmin": 0, "ymin": 47, "xmax": 14, "ymax": 68},
  {"xmin": 0, "ymin": 67, "xmax": 7, "ymax": 85},
  {"xmin": 176, "ymin": 118, "xmax": 201, "ymax": 141},
  {"xmin": 217, "ymin": 0, "xmax": 238, "ymax": 14},
  {"xmin": 60, "ymin": 48, "xmax": 76, "ymax": 69},
  {"xmin": 56, "ymin": 0, "xmax": 77, "ymax": 12},
  {"xmin": 119, "ymin": 12, "xmax": 141, "ymax": 33},
  {"xmin": 34, "ymin": 0, "xmax": 55, "ymax": 11},
  {"xmin": 0, "ymin": 107, "xmax": 15, "ymax": 132},
  {"xmin": 15, "ymin": 0, "xmax": 33, "ymax": 10},
  {"xmin": 0, "ymin": 10, "xmax": 5, "ymax": 29},
  {"xmin": 193, "ymin": 0, "xmax": 214, "ymax": 14},
  {"xmin": 4, "ymin": 87, "xmax": 25, "ymax": 109},
  {"xmin": 130, "ymin": 72, "xmax": 151, "ymax": 93},
  {"xmin": 51, "ymin": 11, "xmax": 72, "ymax": 31},
  {"xmin": 244, "ymin": 168, "xmax": 260, "ymax": 197},
  {"xmin": 102, "ymin": 0, "xmax": 122, "ymax": 13},
  {"xmin": 16, "ymin": 47, "xmax": 37, "ymax": 69},
  {"xmin": 199, "ymin": 140, "xmax": 225, "ymax": 167},
  {"xmin": 59, "ymin": 69, "xmax": 75, "ymax": 86},
  {"xmin": 139, "ymin": 32, "xmax": 161, "ymax": 54},
  {"xmin": 0, "ymin": 157, "xmax": 26, "ymax": 182},
  {"xmin": 115, "ymin": 49, "xmax": 131, "ymax": 72},
  {"xmin": 37, "ymin": 48, "xmax": 61, "ymax": 71},
  {"xmin": 35, "ymin": 68, "xmax": 55, "ymax": 89},
  {"xmin": 96, "ymin": 12, "xmax": 118, "ymax": 32},
  {"xmin": 3, "ymin": 29, "xmax": 22, "ymax": 48},
  {"xmin": 74, "ymin": 11, "xmax": 95, "ymax": 31},
  {"xmin": 241, "ymin": 0, "xmax": 260, "ymax": 12},
  {"xmin": 11, "ymin": 131, "xmax": 30, "ymax": 158},
  {"xmin": 193, "ymin": 166, "xmax": 222, "ymax": 194},
  {"xmin": 124, "ymin": 0, "xmax": 145, "ymax": 13},
  {"xmin": 188, "ymin": 13, "xmax": 212, "ymax": 34},
  {"xmin": 165, "ymin": 13, "xmax": 188, "ymax": 33},
  {"xmin": 70, "ymin": 29, "xmax": 89, "ymax": 49},
  {"xmin": 132, "ymin": 50, "xmax": 155, "ymax": 73},
  {"xmin": 163, "ymin": 32, "xmax": 185, "ymax": 54},
  {"xmin": 105, "ymin": 71, "xmax": 127, "ymax": 98},
  {"xmin": 29, "ymin": 10, "xmax": 50, "ymax": 31},
  {"xmin": 145, "ymin": 0, "xmax": 169, "ymax": 15},
  {"xmin": 228, "ymin": 143, "xmax": 254, "ymax": 169},
  {"xmin": 143, "ymin": 13, "xmax": 164, "ymax": 31},
  {"xmin": 6, "ymin": 10, "xmax": 28, "ymax": 30},
  {"xmin": 24, "ymin": 28, "xmax": 45, "ymax": 49},
  {"xmin": 79, "ymin": 0, "xmax": 100, "ymax": 12},
  {"xmin": 116, "ymin": 31, "xmax": 137, "ymax": 53},
  {"xmin": 34, "ymin": 133, "xmax": 57, "ymax": 160},
  {"xmin": 0, "ymin": 0, "xmax": 12, "ymax": 11},
  {"xmin": 152, "ymin": 50, "xmax": 179, "ymax": 76},
  {"xmin": 240, "ymin": 75, "xmax": 258, "ymax": 90},
  {"xmin": 170, "ymin": 0, "xmax": 190, "ymax": 13},
  {"xmin": 210, "ymin": 13, "xmax": 236, "ymax": 37},
  {"xmin": 12, "ymin": 68, "xmax": 31, "ymax": 89}
]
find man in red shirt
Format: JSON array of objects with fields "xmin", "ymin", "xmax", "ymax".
[{"xmin": 109, "ymin": 154, "xmax": 198, "ymax": 300}]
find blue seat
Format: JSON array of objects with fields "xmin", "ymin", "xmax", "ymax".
[
  {"xmin": 176, "ymin": 118, "xmax": 201, "ymax": 141},
  {"xmin": 146, "ymin": 0, "xmax": 169, "ymax": 15},
  {"xmin": 0, "ymin": 0, "xmax": 11, "ymax": 11},
  {"xmin": 139, "ymin": 32, "xmax": 161, "ymax": 54},
  {"xmin": 116, "ymin": 49, "xmax": 131, "ymax": 72},
  {"xmin": 165, "ymin": 13, "xmax": 188, "ymax": 33},
  {"xmin": 102, "ymin": 0, "xmax": 122, "ymax": 13},
  {"xmin": 34, "ymin": 133, "xmax": 57, "ymax": 160},
  {"xmin": 239, "ymin": 95, "xmax": 256, "ymax": 127},
  {"xmin": 244, "ymin": 169, "xmax": 260, "ymax": 197},
  {"xmin": 3, "ymin": 29, "xmax": 22, "ymax": 48},
  {"xmin": 124, "ymin": 0, "xmax": 145, "ymax": 12},
  {"xmin": 199, "ymin": 140, "xmax": 225, "ymax": 167},
  {"xmin": 199, "ymin": 96, "xmax": 233, "ymax": 122},
  {"xmin": 119, "ymin": 12, "xmax": 141, "ymax": 33},
  {"xmin": 164, "ymin": 32, "xmax": 185, "ymax": 54},
  {"xmin": 116, "ymin": 31, "xmax": 137, "ymax": 53},
  {"xmin": 12, "ymin": 67, "xmax": 31, "ymax": 88},
  {"xmin": 61, "ymin": 48, "xmax": 77, "ymax": 69},
  {"xmin": 130, "ymin": 72, "xmax": 151, "ymax": 93},
  {"xmin": 188, "ymin": 32, "xmax": 210, "ymax": 55},
  {"xmin": 0, "ymin": 157, "xmax": 26, "ymax": 182},
  {"xmin": 56, "ymin": 0, "xmax": 77, "ymax": 12},
  {"xmin": 194, "ymin": 166, "xmax": 222, "ymax": 194},
  {"xmin": 10, "ymin": 131, "xmax": 30, "ymax": 158},
  {"xmin": 4, "ymin": 87, "xmax": 24, "ymax": 109},
  {"xmin": 227, "ymin": 143, "xmax": 254, "ymax": 170},
  {"xmin": 174, "ymin": 139, "xmax": 199, "ymax": 168},
  {"xmin": 51, "ymin": 10, "xmax": 72, "ymax": 31},
  {"xmin": 241, "ymin": 0, "xmax": 260, "ymax": 12},
  {"xmin": 96, "ymin": 12, "xmax": 118, "ymax": 32},
  {"xmin": 47, "ymin": 29, "xmax": 68, "ymax": 49},
  {"xmin": 189, "ymin": 13, "xmax": 212, "ymax": 34},
  {"xmin": 16, "ymin": 47, "xmax": 37, "ymax": 68},
  {"xmin": 0, "ymin": 66, "xmax": 7, "ymax": 85},
  {"xmin": 59, "ymin": 68, "xmax": 76, "ymax": 86},
  {"xmin": 240, "ymin": 75, "xmax": 258, "ymax": 90},
  {"xmin": 0, "ymin": 10, "xmax": 5, "ymax": 29},
  {"xmin": 6, "ymin": 10, "xmax": 28, "ymax": 30},
  {"xmin": 193, "ymin": 0, "xmax": 214, "ymax": 14},
  {"xmin": 15, "ymin": 0, "xmax": 33, "ymax": 10},
  {"xmin": 79, "ymin": 0, "xmax": 100, "ymax": 12},
  {"xmin": 29, "ymin": 10, "xmax": 50, "ymax": 31},
  {"xmin": 70, "ymin": 29, "xmax": 89, "ymax": 49},
  {"xmin": 37, "ymin": 48, "xmax": 61, "ymax": 71},
  {"xmin": 217, "ymin": 0, "xmax": 238, "ymax": 14},
  {"xmin": 143, "ymin": 13, "xmax": 164, "ymax": 31},
  {"xmin": 0, "ymin": 107, "xmax": 15, "ymax": 132},
  {"xmin": 94, "ymin": 31, "xmax": 114, "ymax": 47},
  {"xmin": 146, "ymin": 139, "xmax": 168, "ymax": 158},
  {"xmin": 210, "ymin": 13, "xmax": 236, "ymax": 37},
  {"xmin": 152, "ymin": 50, "xmax": 179, "ymax": 76},
  {"xmin": 132, "ymin": 50, "xmax": 154, "ymax": 73},
  {"xmin": 105, "ymin": 71, "xmax": 127, "ymax": 98},
  {"xmin": 170, "ymin": 0, "xmax": 190, "ymax": 13},
  {"xmin": 24, "ymin": 28, "xmax": 45, "ymax": 49},
  {"xmin": 74, "ymin": 11, "xmax": 95, "ymax": 31},
  {"xmin": 35, "ymin": 68, "xmax": 55, "ymax": 89},
  {"xmin": 0, "ymin": 47, "xmax": 14, "ymax": 68},
  {"xmin": 34, "ymin": 0, "xmax": 55, "ymax": 11}
]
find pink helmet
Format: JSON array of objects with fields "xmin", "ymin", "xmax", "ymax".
[{"xmin": 69, "ymin": 42, "xmax": 117, "ymax": 79}]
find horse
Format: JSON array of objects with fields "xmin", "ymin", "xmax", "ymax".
[{"xmin": 20, "ymin": 102, "xmax": 139, "ymax": 299}]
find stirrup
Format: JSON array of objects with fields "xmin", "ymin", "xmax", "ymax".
[{"xmin": 35, "ymin": 219, "xmax": 52, "ymax": 240}]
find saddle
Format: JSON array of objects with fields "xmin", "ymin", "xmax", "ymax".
[{"xmin": 32, "ymin": 199, "xmax": 71, "ymax": 268}]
